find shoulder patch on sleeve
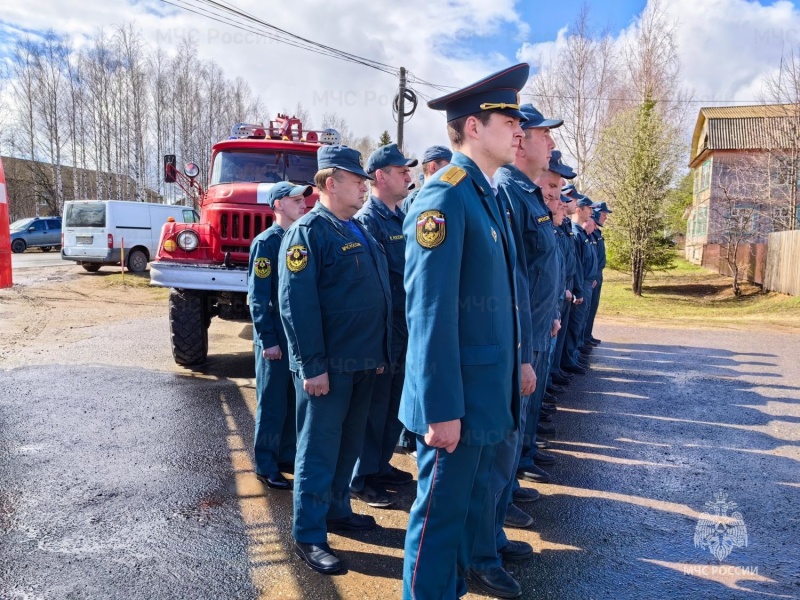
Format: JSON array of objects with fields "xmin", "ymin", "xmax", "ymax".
[
  {"xmin": 286, "ymin": 245, "xmax": 309, "ymax": 272},
  {"xmin": 416, "ymin": 210, "xmax": 447, "ymax": 249},
  {"xmin": 440, "ymin": 166, "xmax": 467, "ymax": 186},
  {"xmin": 254, "ymin": 257, "xmax": 271, "ymax": 278}
]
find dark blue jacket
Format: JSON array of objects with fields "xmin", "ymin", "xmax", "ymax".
[
  {"xmin": 278, "ymin": 202, "xmax": 392, "ymax": 378},
  {"xmin": 593, "ymin": 229, "xmax": 607, "ymax": 271},
  {"xmin": 401, "ymin": 187, "xmax": 420, "ymax": 215},
  {"xmin": 559, "ymin": 220, "xmax": 578, "ymax": 294},
  {"xmin": 496, "ymin": 164, "xmax": 561, "ymax": 353},
  {"xmin": 401, "ymin": 152, "xmax": 521, "ymax": 446},
  {"xmin": 573, "ymin": 222, "xmax": 598, "ymax": 287},
  {"xmin": 355, "ymin": 196, "xmax": 408, "ymax": 363},
  {"xmin": 248, "ymin": 223, "xmax": 287, "ymax": 350}
]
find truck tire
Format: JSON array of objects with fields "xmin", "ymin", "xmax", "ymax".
[
  {"xmin": 169, "ymin": 289, "xmax": 208, "ymax": 366},
  {"xmin": 82, "ymin": 263, "xmax": 101, "ymax": 272},
  {"xmin": 11, "ymin": 239, "xmax": 26, "ymax": 253},
  {"xmin": 127, "ymin": 249, "xmax": 148, "ymax": 273}
]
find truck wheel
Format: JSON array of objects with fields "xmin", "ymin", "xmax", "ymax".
[
  {"xmin": 11, "ymin": 239, "xmax": 26, "ymax": 254},
  {"xmin": 127, "ymin": 249, "xmax": 148, "ymax": 273},
  {"xmin": 40, "ymin": 246, "xmax": 52, "ymax": 253},
  {"xmin": 82, "ymin": 263, "xmax": 101, "ymax": 272},
  {"xmin": 169, "ymin": 289, "xmax": 209, "ymax": 366}
]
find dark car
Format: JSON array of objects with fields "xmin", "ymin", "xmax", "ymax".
[{"xmin": 9, "ymin": 217, "xmax": 62, "ymax": 253}]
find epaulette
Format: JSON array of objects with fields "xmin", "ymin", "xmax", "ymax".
[{"xmin": 440, "ymin": 166, "xmax": 467, "ymax": 186}]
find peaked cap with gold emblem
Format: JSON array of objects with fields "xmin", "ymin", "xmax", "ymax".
[{"xmin": 427, "ymin": 63, "xmax": 531, "ymax": 122}]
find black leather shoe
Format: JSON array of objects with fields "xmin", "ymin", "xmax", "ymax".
[
  {"xmin": 557, "ymin": 370, "xmax": 574, "ymax": 379},
  {"xmin": 499, "ymin": 540, "xmax": 534, "ymax": 561},
  {"xmin": 517, "ymin": 464, "xmax": 551, "ymax": 483},
  {"xmin": 547, "ymin": 384, "xmax": 566, "ymax": 395},
  {"xmin": 371, "ymin": 466, "xmax": 413, "ymax": 486},
  {"xmin": 503, "ymin": 503, "xmax": 533, "ymax": 528},
  {"xmin": 469, "ymin": 566, "xmax": 522, "ymax": 599},
  {"xmin": 537, "ymin": 423, "xmax": 556, "ymax": 436},
  {"xmin": 350, "ymin": 482, "xmax": 395, "ymax": 508},
  {"xmin": 541, "ymin": 403, "xmax": 557, "ymax": 413},
  {"xmin": 534, "ymin": 451, "xmax": 556, "ymax": 466},
  {"xmin": 327, "ymin": 513, "xmax": 376, "ymax": 532},
  {"xmin": 512, "ymin": 487, "xmax": 540, "ymax": 503},
  {"xmin": 551, "ymin": 374, "xmax": 571, "ymax": 386},
  {"xmin": 586, "ymin": 339, "xmax": 599, "ymax": 347},
  {"xmin": 579, "ymin": 345, "xmax": 592, "ymax": 355},
  {"xmin": 543, "ymin": 392, "xmax": 557, "ymax": 403},
  {"xmin": 278, "ymin": 461, "xmax": 295, "ymax": 474},
  {"xmin": 535, "ymin": 436, "xmax": 551, "ymax": 449},
  {"xmin": 256, "ymin": 472, "xmax": 292, "ymax": 490},
  {"xmin": 294, "ymin": 541, "xmax": 342, "ymax": 574},
  {"xmin": 538, "ymin": 413, "xmax": 552, "ymax": 423},
  {"xmin": 563, "ymin": 365, "xmax": 586, "ymax": 375},
  {"xmin": 590, "ymin": 337, "xmax": 601, "ymax": 344}
]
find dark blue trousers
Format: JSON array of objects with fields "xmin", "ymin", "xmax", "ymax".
[
  {"xmin": 472, "ymin": 393, "xmax": 530, "ymax": 570},
  {"xmin": 351, "ymin": 353, "xmax": 406, "ymax": 491},
  {"xmin": 552, "ymin": 295, "xmax": 572, "ymax": 376},
  {"xmin": 292, "ymin": 369, "xmax": 376, "ymax": 543},
  {"xmin": 403, "ymin": 437, "xmax": 498, "ymax": 600},
  {"xmin": 518, "ymin": 351, "xmax": 547, "ymax": 468},
  {"xmin": 584, "ymin": 273, "xmax": 603, "ymax": 342},
  {"xmin": 253, "ymin": 341, "xmax": 296, "ymax": 476},
  {"xmin": 565, "ymin": 286, "xmax": 593, "ymax": 367}
]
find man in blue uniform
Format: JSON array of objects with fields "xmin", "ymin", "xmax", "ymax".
[
  {"xmin": 249, "ymin": 181, "xmax": 312, "ymax": 490},
  {"xmin": 467, "ymin": 103, "xmax": 556, "ymax": 599},
  {"xmin": 279, "ymin": 145, "xmax": 392, "ymax": 575},
  {"xmin": 559, "ymin": 185, "xmax": 590, "ymax": 375},
  {"xmin": 566, "ymin": 198, "xmax": 599, "ymax": 370},
  {"xmin": 401, "ymin": 63, "xmax": 527, "ymax": 600},
  {"xmin": 402, "ymin": 145, "xmax": 453, "ymax": 214},
  {"xmin": 350, "ymin": 143, "xmax": 417, "ymax": 509},
  {"xmin": 584, "ymin": 202, "xmax": 612, "ymax": 346}
]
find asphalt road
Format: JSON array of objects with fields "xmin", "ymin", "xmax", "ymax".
[
  {"xmin": 1, "ymin": 274, "xmax": 799, "ymax": 599},
  {"xmin": 10, "ymin": 248, "xmax": 71, "ymax": 270}
]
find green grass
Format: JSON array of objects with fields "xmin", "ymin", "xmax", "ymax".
[
  {"xmin": 101, "ymin": 271, "xmax": 169, "ymax": 298},
  {"xmin": 600, "ymin": 256, "xmax": 800, "ymax": 330}
]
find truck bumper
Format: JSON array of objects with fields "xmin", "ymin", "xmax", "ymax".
[{"xmin": 150, "ymin": 261, "xmax": 248, "ymax": 292}]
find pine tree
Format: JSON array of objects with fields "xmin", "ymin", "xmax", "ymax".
[{"xmin": 378, "ymin": 130, "xmax": 392, "ymax": 146}]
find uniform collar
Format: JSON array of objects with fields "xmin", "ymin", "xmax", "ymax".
[
  {"xmin": 451, "ymin": 152, "xmax": 493, "ymax": 197},
  {"xmin": 496, "ymin": 164, "xmax": 539, "ymax": 194},
  {"xmin": 367, "ymin": 195, "xmax": 402, "ymax": 220}
]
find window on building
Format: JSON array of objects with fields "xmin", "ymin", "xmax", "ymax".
[
  {"xmin": 700, "ymin": 159, "xmax": 712, "ymax": 191},
  {"xmin": 730, "ymin": 205, "xmax": 756, "ymax": 234},
  {"xmin": 774, "ymin": 156, "xmax": 797, "ymax": 185}
]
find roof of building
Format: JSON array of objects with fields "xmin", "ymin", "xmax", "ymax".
[{"xmin": 689, "ymin": 104, "xmax": 800, "ymax": 167}]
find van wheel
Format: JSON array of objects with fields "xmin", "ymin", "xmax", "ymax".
[
  {"xmin": 40, "ymin": 246, "xmax": 52, "ymax": 253},
  {"xmin": 11, "ymin": 239, "xmax": 26, "ymax": 254},
  {"xmin": 127, "ymin": 249, "xmax": 148, "ymax": 273},
  {"xmin": 82, "ymin": 263, "xmax": 101, "ymax": 272},
  {"xmin": 169, "ymin": 289, "xmax": 209, "ymax": 366}
]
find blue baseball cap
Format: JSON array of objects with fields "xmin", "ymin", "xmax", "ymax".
[
  {"xmin": 317, "ymin": 145, "xmax": 371, "ymax": 179},
  {"xmin": 428, "ymin": 63, "xmax": 530, "ymax": 122},
  {"xmin": 422, "ymin": 145, "xmax": 453, "ymax": 164},
  {"xmin": 596, "ymin": 201, "xmax": 613, "ymax": 213},
  {"xmin": 548, "ymin": 150, "xmax": 576, "ymax": 179},
  {"xmin": 577, "ymin": 195, "xmax": 594, "ymax": 208},
  {"xmin": 519, "ymin": 103, "xmax": 563, "ymax": 130},
  {"xmin": 266, "ymin": 181, "xmax": 313, "ymax": 208},
  {"xmin": 562, "ymin": 183, "xmax": 587, "ymax": 202},
  {"xmin": 366, "ymin": 143, "xmax": 418, "ymax": 174},
  {"xmin": 592, "ymin": 209, "xmax": 603, "ymax": 225},
  {"xmin": 560, "ymin": 193, "xmax": 572, "ymax": 203}
]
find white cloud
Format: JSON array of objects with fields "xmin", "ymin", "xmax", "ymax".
[{"xmin": 1, "ymin": 0, "xmax": 528, "ymax": 156}]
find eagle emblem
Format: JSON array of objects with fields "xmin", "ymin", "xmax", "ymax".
[
  {"xmin": 286, "ymin": 245, "xmax": 308, "ymax": 273},
  {"xmin": 253, "ymin": 257, "xmax": 271, "ymax": 279},
  {"xmin": 694, "ymin": 491, "xmax": 748, "ymax": 562},
  {"xmin": 416, "ymin": 210, "xmax": 446, "ymax": 249}
]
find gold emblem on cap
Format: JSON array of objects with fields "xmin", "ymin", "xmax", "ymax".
[
  {"xmin": 479, "ymin": 102, "xmax": 521, "ymax": 111},
  {"xmin": 286, "ymin": 244, "xmax": 308, "ymax": 272},
  {"xmin": 254, "ymin": 257, "xmax": 271, "ymax": 279},
  {"xmin": 416, "ymin": 210, "xmax": 446, "ymax": 249}
]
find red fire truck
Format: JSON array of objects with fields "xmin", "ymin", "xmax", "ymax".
[{"xmin": 150, "ymin": 115, "xmax": 339, "ymax": 365}]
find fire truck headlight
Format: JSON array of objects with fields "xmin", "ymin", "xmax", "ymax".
[
  {"xmin": 177, "ymin": 230, "xmax": 200, "ymax": 251},
  {"xmin": 163, "ymin": 239, "xmax": 178, "ymax": 253}
]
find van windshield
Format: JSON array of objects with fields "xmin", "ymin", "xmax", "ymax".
[
  {"xmin": 65, "ymin": 203, "xmax": 106, "ymax": 228},
  {"xmin": 210, "ymin": 150, "xmax": 318, "ymax": 186}
]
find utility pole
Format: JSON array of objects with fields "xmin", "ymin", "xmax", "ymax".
[{"xmin": 397, "ymin": 67, "xmax": 406, "ymax": 152}]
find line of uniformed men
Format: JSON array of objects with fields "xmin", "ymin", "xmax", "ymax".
[{"xmin": 246, "ymin": 62, "xmax": 612, "ymax": 599}]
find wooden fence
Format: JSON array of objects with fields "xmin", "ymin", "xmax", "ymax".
[
  {"xmin": 764, "ymin": 231, "xmax": 800, "ymax": 296},
  {"xmin": 701, "ymin": 243, "xmax": 768, "ymax": 285}
]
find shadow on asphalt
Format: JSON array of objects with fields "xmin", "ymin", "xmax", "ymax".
[{"xmin": 522, "ymin": 338, "xmax": 800, "ymax": 599}]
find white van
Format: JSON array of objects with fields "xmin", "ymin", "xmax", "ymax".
[{"xmin": 61, "ymin": 200, "xmax": 199, "ymax": 272}]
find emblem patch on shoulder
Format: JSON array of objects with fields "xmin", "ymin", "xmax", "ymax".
[
  {"xmin": 416, "ymin": 210, "xmax": 446, "ymax": 249},
  {"xmin": 537, "ymin": 214, "xmax": 551, "ymax": 224},
  {"xmin": 286, "ymin": 245, "xmax": 308, "ymax": 272},
  {"xmin": 254, "ymin": 257, "xmax": 271, "ymax": 279},
  {"xmin": 440, "ymin": 166, "xmax": 467, "ymax": 186}
]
